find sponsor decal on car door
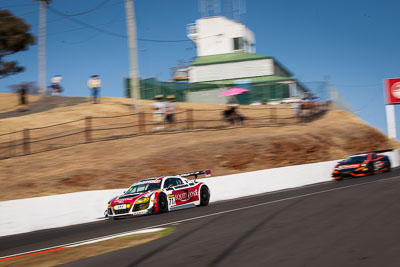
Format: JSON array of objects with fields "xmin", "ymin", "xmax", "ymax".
[
  {"xmin": 173, "ymin": 189, "xmax": 189, "ymax": 205},
  {"xmin": 187, "ymin": 186, "xmax": 199, "ymax": 202}
]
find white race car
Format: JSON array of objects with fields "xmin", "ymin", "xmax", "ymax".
[{"xmin": 105, "ymin": 170, "xmax": 211, "ymax": 219}]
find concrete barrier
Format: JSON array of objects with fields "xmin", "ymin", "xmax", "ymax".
[
  {"xmin": 203, "ymin": 160, "xmax": 337, "ymax": 202},
  {"xmin": 202, "ymin": 149, "xmax": 400, "ymax": 202},
  {"xmin": 1, "ymin": 150, "xmax": 398, "ymax": 237}
]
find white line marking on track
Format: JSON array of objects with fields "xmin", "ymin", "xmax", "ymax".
[
  {"xmin": 67, "ymin": 228, "xmax": 165, "ymax": 248},
  {"xmin": 2, "ymin": 175, "xmax": 399, "ymax": 260},
  {"xmin": 0, "ymin": 228, "xmax": 165, "ymax": 260}
]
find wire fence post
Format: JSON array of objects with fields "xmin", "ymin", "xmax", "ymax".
[
  {"xmin": 296, "ymin": 108, "xmax": 301, "ymax": 124},
  {"xmin": 186, "ymin": 109, "xmax": 193, "ymax": 129},
  {"xmin": 85, "ymin": 116, "xmax": 92, "ymax": 142},
  {"xmin": 139, "ymin": 112, "xmax": 145, "ymax": 133},
  {"xmin": 8, "ymin": 132, "xmax": 13, "ymax": 158},
  {"xmin": 270, "ymin": 106, "xmax": 276, "ymax": 124},
  {"xmin": 311, "ymin": 104, "xmax": 315, "ymax": 118},
  {"xmin": 23, "ymin": 129, "xmax": 30, "ymax": 155}
]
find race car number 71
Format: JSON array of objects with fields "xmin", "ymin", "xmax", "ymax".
[{"xmin": 168, "ymin": 196, "xmax": 176, "ymax": 206}]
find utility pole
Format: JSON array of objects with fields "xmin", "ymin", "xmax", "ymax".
[
  {"xmin": 125, "ymin": 0, "xmax": 140, "ymax": 113},
  {"xmin": 38, "ymin": 0, "xmax": 48, "ymax": 95}
]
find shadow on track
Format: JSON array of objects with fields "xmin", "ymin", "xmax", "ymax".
[
  {"xmin": 126, "ymin": 211, "xmax": 226, "ymax": 267},
  {"xmin": 208, "ymin": 197, "xmax": 306, "ymax": 267}
]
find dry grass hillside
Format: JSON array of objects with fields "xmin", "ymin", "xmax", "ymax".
[
  {"xmin": 0, "ymin": 93, "xmax": 41, "ymax": 114},
  {"xmin": 0, "ymin": 93, "xmax": 397, "ymax": 201}
]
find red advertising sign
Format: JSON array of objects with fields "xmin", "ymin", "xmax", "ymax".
[{"xmin": 385, "ymin": 78, "xmax": 400, "ymax": 104}]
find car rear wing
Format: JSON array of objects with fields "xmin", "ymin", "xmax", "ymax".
[
  {"xmin": 178, "ymin": 170, "xmax": 211, "ymax": 181},
  {"xmin": 373, "ymin": 149, "xmax": 393, "ymax": 154},
  {"xmin": 351, "ymin": 149, "xmax": 393, "ymax": 156}
]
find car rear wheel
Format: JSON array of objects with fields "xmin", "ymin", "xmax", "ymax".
[
  {"xmin": 385, "ymin": 161, "xmax": 391, "ymax": 172},
  {"xmin": 368, "ymin": 164, "xmax": 374, "ymax": 176},
  {"xmin": 157, "ymin": 193, "xmax": 168, "ymax": 213},
  {"xmin": 199, "ymin": 186, "xmax": 210, "ymax": 206}
]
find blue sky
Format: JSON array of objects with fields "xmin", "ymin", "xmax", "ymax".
[{"xmin": 1, "ymin": 0, "xmax": 400, "ymax": 137}]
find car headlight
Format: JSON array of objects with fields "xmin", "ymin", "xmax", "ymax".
[
  {"xmin": 136, "ymin": 197, "xmax": 150, "ymax": 204},
  {"xmin": 361, "ymin": 164, "xmax": 367, "ymax": 167}
]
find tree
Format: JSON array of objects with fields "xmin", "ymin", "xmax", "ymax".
[
  {"xmin": 0, "ymin": 10, "xmax": 35, "ymax": 79},
  {"xmin": 9, "ymin": 81, "xmax": 38, "ymax": 94}
]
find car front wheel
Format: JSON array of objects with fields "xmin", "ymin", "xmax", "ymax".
[
  {"xmin": 157, "ymin": 193, "xmax": 168, "ymax": 213},
  {"xmin": 334, "ymin": 176, "xmax": 343, "ymax": 181}
]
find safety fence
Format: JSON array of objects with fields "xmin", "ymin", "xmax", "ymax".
[{"xmin": 0, "ymin": 102, "xmax": 329, "ymax": 160}]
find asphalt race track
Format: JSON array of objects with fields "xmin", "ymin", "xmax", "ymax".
[{"xmin": 2, "ymin": 169, "xmax": 400, "ymax": 267}]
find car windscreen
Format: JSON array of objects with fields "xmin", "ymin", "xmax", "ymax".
[
  {"xmin": 342, "ymin": 156, "xmax": 367, "ymax": 164},
  {"xmin": 125, "ymin": 181, "xmax": 161, "ymax": 194}
]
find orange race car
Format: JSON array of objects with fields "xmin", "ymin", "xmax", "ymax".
[{"xmin": 332, "ymin": 152, "xmax": 391, "ymax": 181}]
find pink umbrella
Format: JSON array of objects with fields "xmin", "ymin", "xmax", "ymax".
[{"xmin": 218, "ymin": 88, "xmax": 250, "ymax": 97}]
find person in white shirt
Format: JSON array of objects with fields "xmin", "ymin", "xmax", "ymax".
[
  {"xmin": 87, "ymin": 75, "xmax": 101, "ymax": 103},
  {"xmin": 50, "ymin": 75, "xmax": 62, "ymax": 95},
  {"xmin": 152, "ymin": 95, "xmax": 165, "ymax": 130}
]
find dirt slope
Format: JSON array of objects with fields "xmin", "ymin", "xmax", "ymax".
[{"xmin": 0, "ymin": 94, "xmax": 397, "ymax": 201}]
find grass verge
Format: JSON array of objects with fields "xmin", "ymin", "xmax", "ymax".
[{"xmin": 0, "ymin": 228, "xmax": 174, "ymax": 267}]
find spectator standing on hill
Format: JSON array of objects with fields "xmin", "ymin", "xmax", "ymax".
[
  {"xmin": 152, "ymin": 95, "xmax": 165, "ymax": 130},
  {"xmin": 50, "ymin": 75, "xmax": 63, "ymax": 96},
  {"xmin": 88, "ymin": 75, "xmax": 101, "ymax": 104},
  {"xmin": 165, "ymin": 95, "xmax": 178, "ymax": 126},
  {"xmin": 18, "ymin": 84, "xmax": 28, "ymax": 111}
]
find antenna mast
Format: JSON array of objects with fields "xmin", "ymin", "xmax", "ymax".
[
  {"xmin": 38, "ymin": 0, "xmax": 47, "ymax": 95},
  {"xmin": 199, "ymin": 0, "xmax": 221, "ymax": 17},
  {"xmin": 223, "ymin": 0, "xmax": 246, "ymax": 22}
]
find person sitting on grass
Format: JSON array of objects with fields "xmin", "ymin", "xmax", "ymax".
[{"xmin": 222, "ymin": 105, "xmax": 245, "ymax": 125}]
